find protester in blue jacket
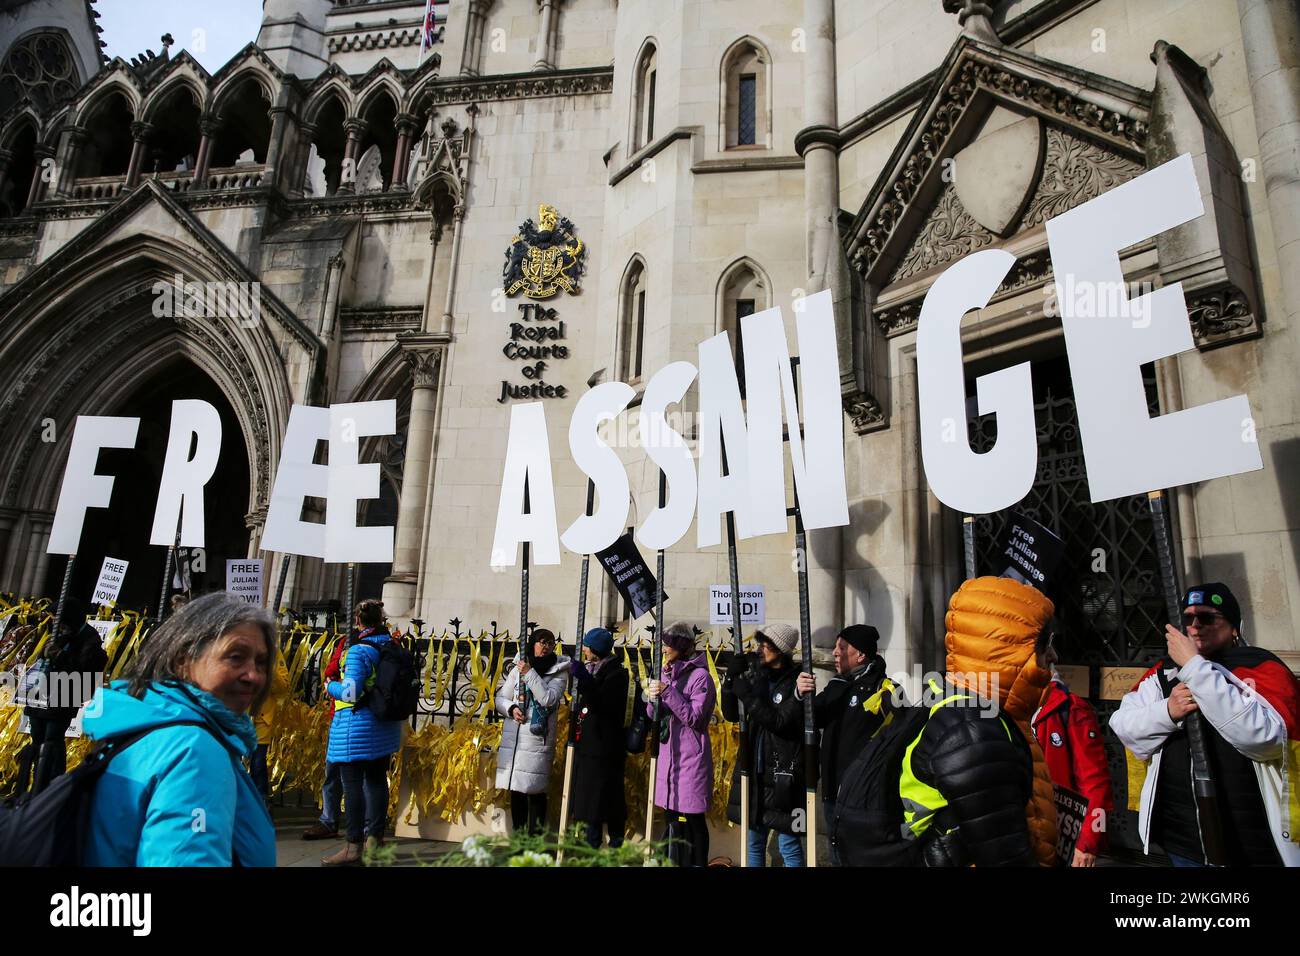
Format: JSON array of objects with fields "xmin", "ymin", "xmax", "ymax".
[
  {"xmin": 321, "ymin": 599, "xmax": 403, "ymax": 866},
  {"xmin": 81, "ymin": 593, "xmax": 277, "ymax": 867}
]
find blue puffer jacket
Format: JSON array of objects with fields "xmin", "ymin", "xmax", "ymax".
[
  {"xmin": 81, "ymin": 680, "xmax": 276, "ymax": 867},
  {"xmin": 326, "ymin": 629, "xmax": 404, "ymax": 763}
]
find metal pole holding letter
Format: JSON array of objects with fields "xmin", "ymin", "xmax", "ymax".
[
  {"xmin": 157, "ymin": 517, "xmax": 182, "ymax": 626},
  {"xmin": 787, "ymin": 357, "xmax": 818, "ymax": 867},
  {"xmin": 343, "ymin": 562, "xmax": 356, "ymax": 621},
  {"xmin": 644, "ymin": 469, "xmax": 667, "ymax": 845},
  {"xmin": 557, "ymin": 476, "xmax": 596, "ymax": 856},
  {"xmin": 1148, "ymin": 489, "xmax": 1226, "ymax": 866},
  {"xmin": 792, "ymin": 485, "xmax": 818, "ymax": 868},
  {"xmin": 962, "ymin": 516, "xmax": 977, "ymax": 580},
  {"xmin": 516, "ymin": 482, "xmax": 532, "ymax": 728},
  {"xmin": 53, "ymin": 554, "xmax": 76, "ymax": 643},
  {"xmin": 272, "ymin": 553, "xmax": 292, "ymax": 622},
  {"xmin": 721, "ymin": 436, "xmax": 751, "ymax": 868}
]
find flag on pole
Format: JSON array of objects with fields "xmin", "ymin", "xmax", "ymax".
[{"xmin": 419, "ymin": 0, "xmax": 437, "ymax": 60}]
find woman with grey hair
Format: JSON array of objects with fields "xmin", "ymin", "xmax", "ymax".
[{"xmin": 79, "ymin": 592, "xmax": 277, "ymax": 866}]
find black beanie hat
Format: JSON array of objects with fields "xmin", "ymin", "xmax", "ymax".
[
  {"xmin": 1183, "ymin": 582, "xmax": 1242, "ymax": 633},
  {"xmin": 59, "ymin": 596, "xmax": 88, "ymax": 631},
  {"xmin": 838, "ymin": 624, "xmax": 879, "ymax": 657}
]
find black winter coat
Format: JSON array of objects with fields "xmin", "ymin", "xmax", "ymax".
[
  {"xmin": 808, "ymin": 655, "xmax": 894, "ymax": 801},
  {"xmin": 722, "ymin": 656, "xmax": 804, "ymax": 835},
  {"xmin": 573, "ymin": 656, "xmax": 631, "ymax": 759},
  {"xmin": 570, "ymin": 656, "xmax": 630, "ymax": 824},
  {"xmin": 24, "ymin": 622, "xmax": 108, "ymax": 721},
  {"xmin": 908, "ymin": 699, "xmax": 1036, "ymax": 867}
]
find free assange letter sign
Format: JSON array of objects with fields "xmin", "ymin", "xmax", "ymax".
[
  {"xmin": 489, "ymin": 154, "xmax": 1262, "ymax": 570},
  {"xmin": 226, "ymin": 559, "xmax": 265, "ymax": 605},
  {"xmin": 37, "ymin": 157, "xmax": 1262, "ymax": 571}
]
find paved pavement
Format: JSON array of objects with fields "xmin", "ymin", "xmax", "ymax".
[{"xmin": 271, "ymin": 802, "xmax": 458, "ymax": 867}]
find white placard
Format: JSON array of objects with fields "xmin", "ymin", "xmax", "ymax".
[
  {"xmin": 88, "ymin": 619, "xmax": 115, "ymax": 646},
  {"xmin": 325, "ymin": 401, "xmax": 396, "ymax": 563},
  {"xmin": 150, "ymin": 399, "xmax": 222, "ymax": 548},
  {"xmin": 226, "ymin": 559, "xmax": 265, "ymax": 605},
  {"xmin": 709, "ymin": 584, "xmax": 766, "ymax": 625},
  {"xmin": 561, "ymin": 382, "xmax": 634, "ymax": 555},
  {"xmin": 47, "ymin": 416, "xmax": 141, "ymax": 555},
  {"xmin": 917, "ymin": 248, "xmax": 1037, "ymax": 514},
  {"xmin": 91, "ymin": 556, "xmax": 129, "ymax": 607},
  {"xmin": 261, "ymin": 404, "xmax": 330, "ymax": 558},
  {"xmin": 491, "ymin": 402, "xmax": 561, "ymax": 567},
  {"xmin": 741, "ymin": 291, "xmax": 849, "ymax": 537},
  {"xmin": 636, "ymin": 361, "xmax": 698, "ymax": 551},
  {"xmin": 1045, "ymin": 153, "xmax": 1262, "ymax": 501}
]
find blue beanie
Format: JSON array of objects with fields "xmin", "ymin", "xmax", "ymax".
[{"xmin": 583, "ymin": 627, "xmax": 614, "ymax": 657}]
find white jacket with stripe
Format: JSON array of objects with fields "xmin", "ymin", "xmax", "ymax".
[{"xmin": 1109, "ymin": 653, "xmax": 1300, "ymax": 866}]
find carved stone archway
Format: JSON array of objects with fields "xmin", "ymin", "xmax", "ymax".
[{"xmin": 0, "ymin": 186, "xmax": 313, "ymax": 591}]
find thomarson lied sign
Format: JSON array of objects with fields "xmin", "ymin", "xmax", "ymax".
[
  {"xmin": 709, "ymin": 585, "xmax": 765, "ymax": 625},
  {"xmin": 41, "ymin": 157, "xmax": 1263, "ymax": 570}
]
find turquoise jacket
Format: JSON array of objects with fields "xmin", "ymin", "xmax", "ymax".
[{"xmin": 81, "ymin": 680, "xmax": 276, "ymax": 867}]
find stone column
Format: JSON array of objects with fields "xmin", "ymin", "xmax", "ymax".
[
  {"xmin": 18, "ymin": 517, "xmax": 51, "ymax": 597},
  {"xmin": 245, "ymin": 508, "xmax": 267, "ymax": 559},
  {"xmin": 125, "ymin": 121, "xmax": 154, "ymax": 188},
  {"xmin": 0, "ymin": 148, "xmax": 12, "ymax": 211},
  {"xmin": 319, "ymin": 251, "xmax": 347, "ymax": 339},
  {"xmin": 392, "ymin": 113, "xmax": 418, "ymax": 188},
  {"xmin": 290, "ymin": 122, "xmax": 318, "ymax": 198},
  {"xmin": 1238, "ymin": 0, "xmax": 1300, "ymax": 333},
  {"xmin": 421, "ymin": 219, "xmax": 444, "ymax": 333},
  {"xmin": 338, "ymin": 119, "xmax": 366, "ymax": 194},
  {"xmin": 54, "ymin": 126, "xmax": 86, "ymax": 197},
  {"xmin": 382, "ymin": 335, "xmax": 447, "ymax": 621},
  {"xmin": 534, "ymin": 0, "xmax": 558, "ymax": 71},
  {"xmin": 439, "ymin": 203, "xmax": 467, "ymax": 334},
  {"xmin": 0, "ymin": 509, "xmax": 17, "ymax": 592},
  {"xmin": 461, "ymin": 0, "xmax": 491, "ymax": 76},
  {"xmin": 797, "ymin": 0, "xmax": 847, "ymax": 650},
  {"xmin": 264, "ymin": 98, "xmax": 296, "ymax": 190},
  {"xmin": 193, "ymin": 117, "xmax": 220, "ymax": 188},
  {"xmin": 26, "ymin": 144, "xmax": 53, "ymax": 207}
]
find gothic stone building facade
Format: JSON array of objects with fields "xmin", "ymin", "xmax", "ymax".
[{"xmin": 1, "ymin": 0, "xmax": 1298, "ymax": 784}]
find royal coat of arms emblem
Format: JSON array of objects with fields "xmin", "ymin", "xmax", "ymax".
[{"xmin": 502, "ymin": 203, "xmax": 586, "ymax": 299}]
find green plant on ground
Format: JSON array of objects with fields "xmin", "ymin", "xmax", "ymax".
[{"xmin": 427, "ymin": 824, "xmax": 675, "ymax": 867}]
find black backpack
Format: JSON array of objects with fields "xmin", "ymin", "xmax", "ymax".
[
  {"xmin": 0, "ymin": 720, "xmax": 209, "ymax": 866},
  {"xmin": 356, "ymin": 637, "xmax": 419, "ymax": 722},
  {"xmin": 831, "ymin": 705, "xmax": 929, "ymax": 867}
]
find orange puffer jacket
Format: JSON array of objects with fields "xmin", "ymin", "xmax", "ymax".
[{"xmin": 945, "ymin": 576, "xmax": 1059, "ymax": 867}]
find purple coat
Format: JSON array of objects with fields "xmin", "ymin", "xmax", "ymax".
[{"xmin": 649, "ymin": 651, "xmax": 716, "ymax": 814}]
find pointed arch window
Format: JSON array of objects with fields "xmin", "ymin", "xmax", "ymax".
[
  {"xmin": 721, "ymin": 39, "xmax": 770, "ymax": 150},
  {"xmin": 631, "ymin": 42, "xmax": 658, "ymax": 152},
  {"xmin": 717, "ymin": 259, "xmax": 770, "ymax": 397},
  {"xmin": 618, "ymin": 258, "xmax": 648, "ymax": 382}
]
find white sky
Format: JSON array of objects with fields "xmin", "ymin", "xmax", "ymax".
[{"xmin": 95, "ymin": 0, "xmax": 263, "ymax": 74}]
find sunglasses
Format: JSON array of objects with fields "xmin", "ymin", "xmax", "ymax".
[{"xmin": 1182, "ymin": 612, "xmax": 1227, "ymax": 628}]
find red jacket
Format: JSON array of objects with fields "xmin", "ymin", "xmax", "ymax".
[
  {"xmin": 324, "ymin": 627, "xmax": 397, "ymax": 683},
  {"xmin": 1032, "ymin": 679, "xmax": 1114, "ymax": 856},
  {"xmin": 322, "ymin": 634, "xmax": 349, "ymax": 683}
]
